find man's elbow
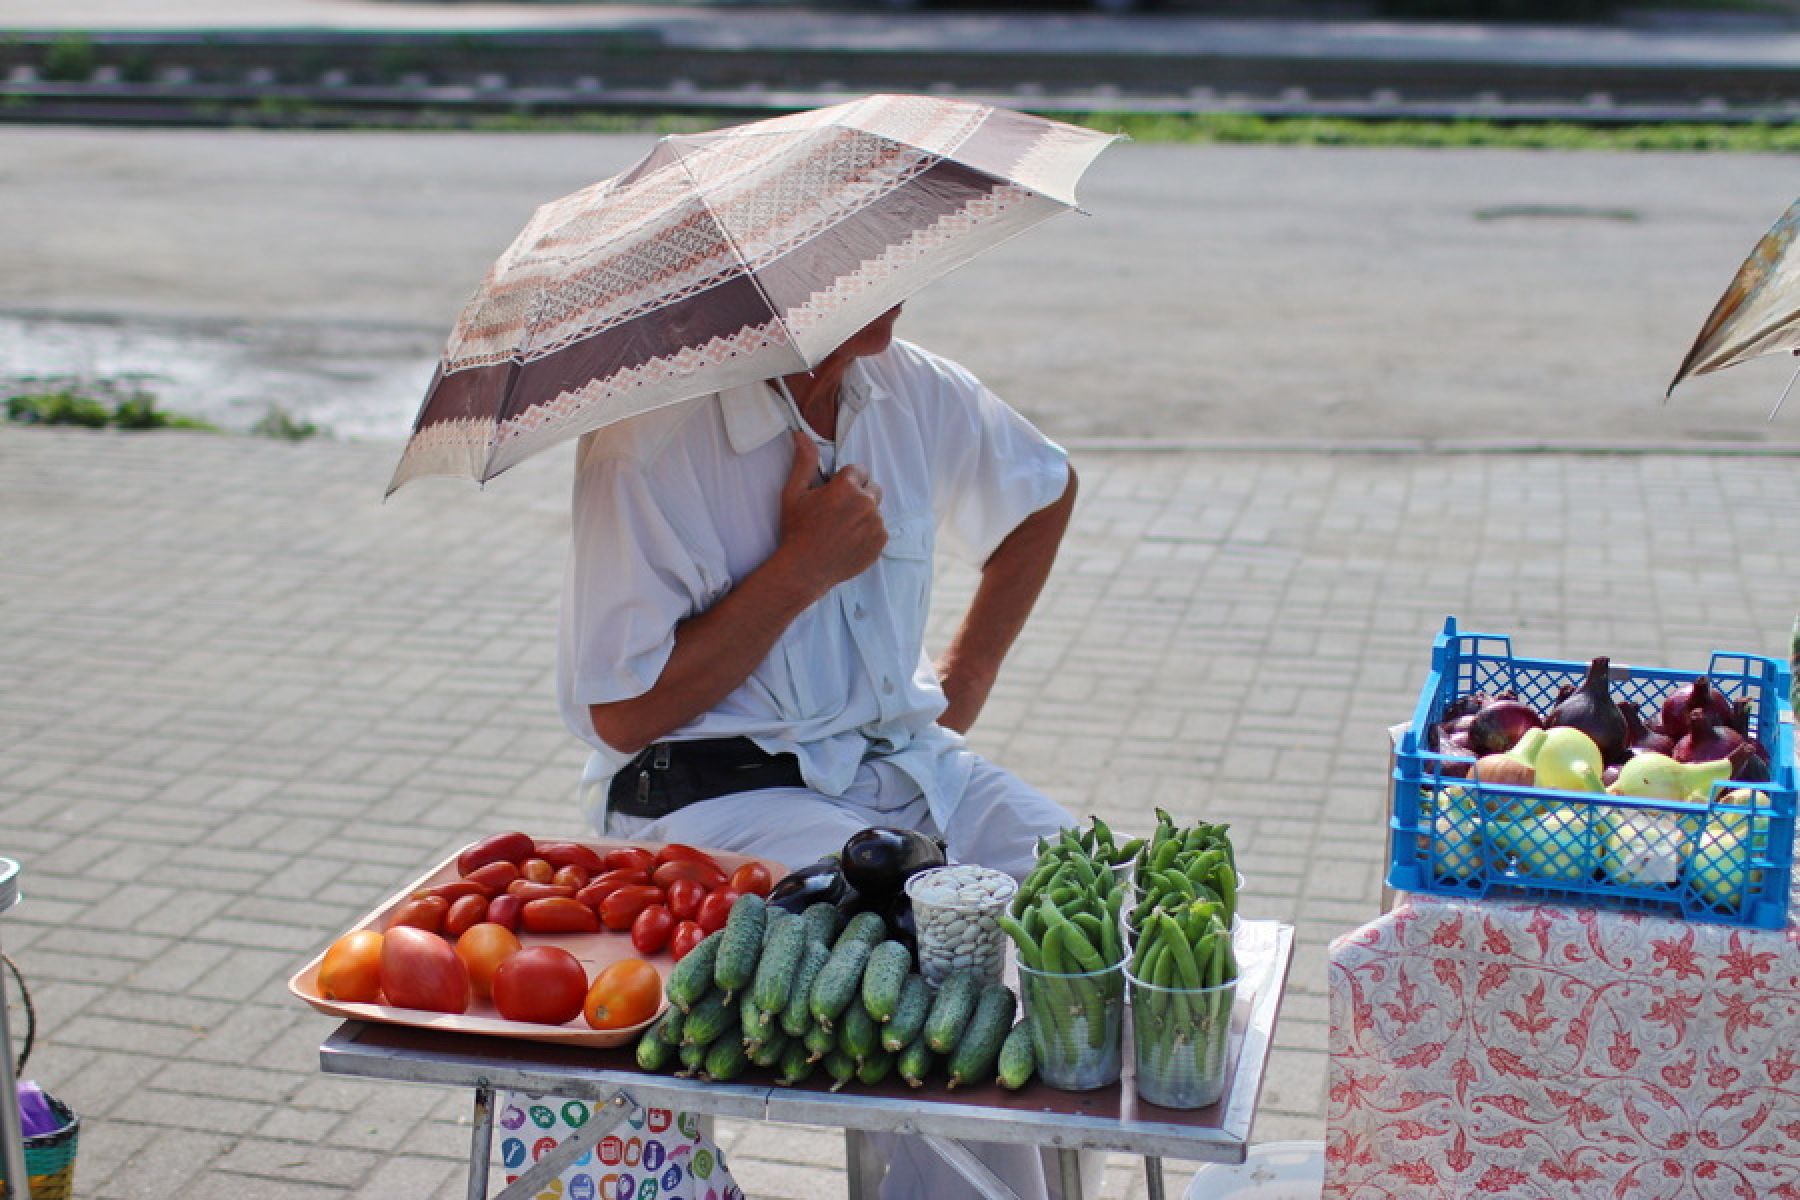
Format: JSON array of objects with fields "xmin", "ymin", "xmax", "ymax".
[{"xmin": 589, "ymin": 703, "xmax": 651, "ymax": 758}]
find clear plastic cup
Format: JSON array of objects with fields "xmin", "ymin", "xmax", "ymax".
[
  {"xmin": 1017, "ymin": 957, "xmax": 1125, "ymax": 1090},
  {"xmin": 1126, "ymin": 967, "xmax": 1236, "ymax": 1109},
  {"xmin": 905, "ymin": 866, "xmax": 1017, "ymax": 988}
]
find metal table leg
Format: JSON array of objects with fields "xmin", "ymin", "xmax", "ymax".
[
  {"xmin": 1144, "ymin": 1154, "xmax": 1167, "ymax": 1200},
  {"xmin": 466, "ymin": 1084, "xmax": 495, "ymax": 1200},
  {"xmin": 0, "ymin": 863, "xmax": 30, "ymax": 1198},
  {"xmin": 1057, "ymin": 1146, "xmax": 1084, "ymax": 1200}
]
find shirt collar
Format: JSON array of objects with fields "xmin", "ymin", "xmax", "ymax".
[{"xmin": 719, "ymin": 360, "xmax": 878, "ymax": 456}]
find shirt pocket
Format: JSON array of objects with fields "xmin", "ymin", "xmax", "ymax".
[{"xmin": 877, "ymin": 510, "xmax": 934, "ymax": 654}]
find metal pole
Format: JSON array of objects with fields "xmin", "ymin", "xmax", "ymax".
[
  {"xmin": 1057, "ymin": 1146, "xmax": 1084, "ymax": 1200},
  {"xmin": 465, "ymin": 1083, "xmax": 495, "ymax": 1200},
  {"xmin": 1144, "ymin": 1154, "xmax": 1168, "ymax": 1200},
  {"xmin": 0, "ymin": 860, "xmax": 31, "ymax": 1198}
]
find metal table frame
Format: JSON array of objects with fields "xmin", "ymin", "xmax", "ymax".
[
  {"xmin": 0, "ymin": 859, "xmax": 28, "ymax": 1196},
  {"xmin": 320, "ymin": 921, "xmax": 1294, "ymax": 1200}
]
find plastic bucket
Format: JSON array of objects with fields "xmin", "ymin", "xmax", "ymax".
[{"xmin": 1183, "ymin": 1141, "xmax": 1323, "ymax": 1200}]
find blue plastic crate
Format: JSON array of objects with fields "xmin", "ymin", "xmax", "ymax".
[{"xmin": 1389, "ymin": 617, "xmax": 1796, "ymax": 929}]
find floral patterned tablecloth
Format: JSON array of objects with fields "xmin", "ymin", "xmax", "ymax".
[{"xmin": 1326, "ymin": 895, "xmax": 1800, "ymax": 1199}]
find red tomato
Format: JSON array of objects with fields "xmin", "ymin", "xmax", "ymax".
[
  {"xmin": 520, "ymin": 858, "xmax": 555, "ymax": 884},
  {"xmin": 520, "ymin": 896, "xmax": 601, "ymax": 934},
  {"xmin": 601, "ymin": 847, "xmax": 656, "ymax": 874},
  {"xmin": 575, "ymin": 867, "xmax": 652, "ymax": 910},
  {"xmin": 669, "ymin": 921, "xmax": 706, "ymax": 962},
  {"xmin": 551, "ymin": 864, "xmax": 591, "ymax": 891},
  {"xmin": 443, "ymin": 893, "xmax": 488, "ymax": 938},
  {"xmin": 505, "ymin": 881, "xmax": 576, "ymax": 902},
  {"xmin": 728, "ymin": 862, "xmax": 774, "ymax": 898},
  {"xmin": 630, "ymin": 904, "xmax": 676, "ymax": 955},
  {"xmin": 492, "ymin": 946, "xmax": 587, "ymax": 1025},
  {"xmin": 599, "ymin": 884, "xmax": 666, "ymax": 932},
  {"xmin": 388, "ymin": 895, "xmax": 448, "ymax": 934},
  {"xmin": 380, "ymin": 926, "xmax": 469, "ymax": 1014},
  {"xmin": 456, "ymin": 831, "xmax": 534, "ymax": 876},
  {"xmin": 695, "ymin": 888, "xmax": 741, "ymax": 935},
  {"xmin": 413, "ymin": 880, "xmax": 486, "ymax": 904},
  {"xmin": 533, "ymin": 841, "xmax": 606, "ymax": 874},
  {"xmin": 652, "ymin": 859, "xmax": 728, "ymax": 890},
  {"xmin": 486, "ymin": 894, "xmax": 523, "ymax": 932},
  {"xmin": 318, "ymin": 930, "xmax": 384, "ymax": 1003},
  {"xmin": 584, "ymin": 958, "xmax": 663, "ymax": 1030},
  {"xmin": 461, "ymin": 861, "xmax": 519, "ymax": 895},
  {"xmin": 654, "ymin": 843, "xmax": 725, "ymax": 869},
  {"xmin": 664, "ymin": 878, "xmax": 706, "ymax": 922},
  {"xmin": 454, "ymin": 923, "xmax": 520, "ymax": 1000}
]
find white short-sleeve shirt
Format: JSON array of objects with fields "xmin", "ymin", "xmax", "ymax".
[{"xmin": 556, "ymin": 339, "xmax": 1069, "ymax": 831}]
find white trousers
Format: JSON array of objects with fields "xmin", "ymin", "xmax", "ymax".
[{"xmin": 600, "ymin": 752, "xmax": 1106, "ymax": 1200}]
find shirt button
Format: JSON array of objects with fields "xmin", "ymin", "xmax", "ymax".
[
  {"xmin": 853, "ymin": 604, "xmax": 867, "ymax": 620},
  {"xmin": 882, "ymin": 678, "xmax": 895, "ymax": 695}
]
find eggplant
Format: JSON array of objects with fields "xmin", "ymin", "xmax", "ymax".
[
  {"xmin": 766, "ymin": 858, "xmax": 849, "ymax": 914},
  {"xmin": 839, "ymin": 827, "xmax": 947, "ymax": 901},
  {"xmin": 880, "ymin": 892, "xmax": 918, "ymax": 964}
]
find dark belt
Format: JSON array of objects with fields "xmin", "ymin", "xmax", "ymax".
[{"xmin": 608, "ymin": 736, "xmax": 806, "ymax": 820}]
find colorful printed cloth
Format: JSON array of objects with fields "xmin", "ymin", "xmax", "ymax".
[
  {"xmin": 495, "ymin": 1090, "xmax": 743, "ymax": 1200},
  {"xmin": 1327, "ymin": 896, "xmax": 1800, "ymax": 1199}
]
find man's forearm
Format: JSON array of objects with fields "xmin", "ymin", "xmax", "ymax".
[
  {"xmin": 936, "ymin": 466, "xmax": 1078, "ymax": 734},
  {"xmin": 589, "ymin": 550, "xmax": 823, "ymax": 754}
]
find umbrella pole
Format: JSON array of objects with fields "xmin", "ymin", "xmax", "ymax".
[{"xmin": 1771, "ymin": 357, "xmax": 1800, "ymax": 422}]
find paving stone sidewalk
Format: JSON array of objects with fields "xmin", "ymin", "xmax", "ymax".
[{"xmin": 2, "ymin": 426, "xmax": 1796, "ymax": 1199}]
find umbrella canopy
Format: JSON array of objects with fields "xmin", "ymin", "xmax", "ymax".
[
  {"xmin": 388, "ymin": 95, "xmax": 1118, "ymax": 493},
  {"xmin": 1667, "ymin": 196, "xmax": 1800, "ymax": 398}
]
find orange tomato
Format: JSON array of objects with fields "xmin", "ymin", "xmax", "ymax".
[
  {"xmin": 318, "ymin": 930, "xmax": 384, "ymax": 1003},
  {"xmin": 454, "ymin": 923, "xmax": 521, "ymax": 1000},
  {"xmin": 728, "ymin": 861, "xmax": 773, "ymax": 898},
  {"xmin": 584, "ymin": 958, "xmax": 663, "ymax": 1031}
]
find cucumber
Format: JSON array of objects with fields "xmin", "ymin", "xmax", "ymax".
[
  {"xmin": 801, "ymin": 901, "xmax": 842, "ymax": 947},
  {"xmin": 780, "ymin": 939, "xmax": 833, "ymax": 1037},
  {"xmin": 636, "ymin": 1024, "xmax": 675, "ymax": 1073},
  {"xmin": 678, "ymin": 1036, "xmax": 709, "ymax": 1073},
  {"xmin": 655, "ymin": 1006, "xmax": 686, "ymax": 1047},
  {"xmin": 762, "ymin": 908, "xmax": 790, "ymax": 949},
  {"xmin": 748, "ymin": 1029, "xmax": 789, "ymax": 1069},
  {"xmin": 947, "ymin": 985, "xmax": 1017, "ymax": 1089},
  {"xmin": 897, "ymin": 1036, "xmax": 934, "ymax": 1088},
  {"xmin": 776, "ymin": 1038, "xmax": 816, "ymax": 1086},
  {"xmin": 752, "ymin": 912, "xmax": 808, "ymax": 1014},
  {"xmin": 803, "ymin": 1020, "xmax": 836, "ymax": 1062},
  {"xmin": 838, "ymin": 997, "xmax": 880, "ymax": 1064},
  {"xmin": 861, "ymin": 941, "xmax": 911, "ymax": 1023},
  {"xmin": 923, "ymin": 969, "xmax": 980, "ymax": 1054},
  {"xmin": 856, "ymin": 1049, "xmax": 893, "ymax": 1086},
  {"xmin": 703, "ymin": 1035, "xmax": 750, "ymax": 1083},
  {"xmin": 997, "ymin": 1018, "xmax": 1036, "ymax": 1089},
  {"xmin": 809, "ymin": 936, "xmax": 876, "ymax": 1030},
  {"xmin": 881, "ymin": 975, "xmax": 932, "ymax": 1053},
  {"xmin": 682, "ymin": 990, "xmax": 733, "ymax": 1047},
  {"xmin": 715, "ymin": 893, "xmax": 767, "ymax": 995},
  {"xmin": 740, "ymin": 989, "xmax": 778, "ymax": 1048},
  {"xmin": 666, "ymin": 931, "xmax": 724, "ymax": 1012},
  {"xmin": 822, "ymin": 1050, "xmax": 857, "ymax": 1091},
  {"xmin": 834, "ymin": 910, "xmax": 887, "ymax": 950}
]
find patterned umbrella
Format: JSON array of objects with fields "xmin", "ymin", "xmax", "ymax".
[
  {"xmin": 388, "ymin": 95, "xmax": 1118, "ymax": 493},
  {"xmin": 1667, "ymin": 196, "xmax": 1800, "ymax": 416}
]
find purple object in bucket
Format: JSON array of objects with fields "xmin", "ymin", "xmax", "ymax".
[{"xmin": 17, "ymin": 1080, "xmax": 61, "ymax": 1137}]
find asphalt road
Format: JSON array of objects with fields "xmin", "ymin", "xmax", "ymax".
[{"xmin": 4, "ymin": 125, "xmax": 1797, "ymax": 447}]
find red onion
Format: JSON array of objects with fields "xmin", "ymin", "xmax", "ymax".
[
  {"xmin": 1674, "ymin": 708, "xmax": 1744, "ymax": 764},
  {"xmin": 1547, "ymin": 657, "xmax": 1630, "ymax": 765},
  {"xmin": 1728, "ymin": 740, "xmax": 1772, "ymax": 784},
  {"xmin": 1659, "ymin": 677, "xmax": 1734, "ymax": 742},
  {"xmin": 1467, "ymin": 701, "xmax": 1543, "ymax": 756}
]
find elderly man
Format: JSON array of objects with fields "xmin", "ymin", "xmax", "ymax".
[{"xmin": 556, "ymin": 303, "xmax": 1094, "ymax": 1198}]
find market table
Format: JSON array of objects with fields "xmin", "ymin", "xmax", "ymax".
[
  {"xmin": 318, "ymin": 920, "xmax": 1294, "ymax": 1200},
  {"xmin": 1325, "ymin": 891, "xmax": 1800, "ymax": 1199}
]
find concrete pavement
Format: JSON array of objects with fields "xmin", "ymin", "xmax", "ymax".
[{"xmin": 3, "ymin": 421, "xmax": 1797, "ymax": 1198}]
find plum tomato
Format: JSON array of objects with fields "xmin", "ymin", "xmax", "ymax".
[
  {"xmin": 486, "ymin": 893, "xmax": 523, "ymax": 932},
  {"xmin": 318, "ymin": 930, "xmax": 384, "ymax": 1003},
  {"xmin": 492, "ymin": 945, "xmax": 587, "ymax": 1026},
  {"xmin": 584, "ymin": 958, "xmax": 663, "ymax": 1031},
  {"xmin": 669, "ymin": 920, "xmax": 706, "ymax": 962},
  {"xmin": 651, "ymin": 859, "xmax": 727, "ymax": 890},
  {"xmin": 388, "ymin": 895, "xmax": 449, "ymax": 934},
  {"xmin": 380, "ymin": 926, "xmax": 469, "ymax": 1014},
  {"xmin": 461, "ymin": 861, "xmax": 519, "ymax": 895},
  {"xmin": 453, "ymin": 922, "xmax": 520, "ymax": 1000},
  {"xmin": 599, "ymin": 884, "xmax": 666, "ymax": 932},
  {"xmin": 695, "ymin": 888, "xmax": 741, "ymax": 935},
  {"xmin": 443, "ymin": 893, "xmax": 488, "ymax": 938},
  {"xmin": 630, "ymin": 904, "xmax": 676, "ymax": 955},
  {"xmin": 505, "ymin": 880, "xmax": 576, "ymax": 902},
  {"xmin": 653, "ymin": 843, "xmax": 726, "ymax": 870},
  {"xmin": 533, "ymin": 841, "xmax": 605, "ymax": 874},
  {"xmin": 413, "ymin": 880, "xmax": 486, "ymax": 904},
  {"xmin": 728, "ymin": 862, "xmax": 774, "ymax": 898},
  {"xmin": 520, "ymin": 858, "xmax": 555, "ymax": 884},
  {"xmin": 600, "ymin": 846, "xmax": 656, "ymax": 874},
  {"xmin": 456, "ymin": 831, "xmax": 534, "ymax": 876},
  {"xmin": 575, "ymin": 867, "xmax": 651, "ymax": 910},
  {"xmin": 520, "ymin": 896, "xmax": 601, "ymax": 934},
  {"xmin": 664, "ymin": 878, "xmax": 706, "ymax": 922},
  {"xmin": 551, "ymin": 864, "xmax": 591, "ymax": 891}
]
